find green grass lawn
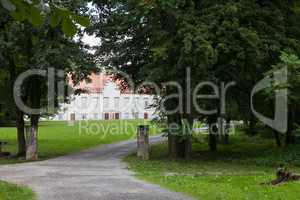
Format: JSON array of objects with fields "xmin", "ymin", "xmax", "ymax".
[
  {"xmin": 0, "ymin": 181, "xmax": 35, "ymax": 200},
  {"xmin": 0, "ymin": 120, "xmax": 158, "ymax": 198},
  {"xmin": 0, "ymin": 120, "xmax": 159, "ymax": 164},
  {"xmin": 125, "ymin": 132, "xmax": 300, "ymax": 200}
]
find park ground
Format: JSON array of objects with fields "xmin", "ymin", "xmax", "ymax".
[
  {"xmin": 0, "ymin": 181, "xmax": 34, "ymax": 200},
  {"xmin": 0, "ymin": 120, "xmax": 159, "ymax": 164},
  {"xmin": 125, "ymin": 129, "xmax": 300, "ymax": 200},
  {"xmin": 0, "ymin": 120, "xmax": 158, "ymax": 200},
  {"xmin": 0, "ymin": 121, "xmax": 300, "ymax": 200}
]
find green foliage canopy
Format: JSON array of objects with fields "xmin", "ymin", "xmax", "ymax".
[{"xmin": 0, "ymin": 0, "xmax": 90, "ymax": 37}]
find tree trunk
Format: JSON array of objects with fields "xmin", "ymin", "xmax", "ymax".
[
  {"xmin": 218, "ymin": 117, "xmax": 224, "ymax": 140},
  {"xmin": 274, "ymin": 129, "xmax": 282, "ymax": 147},
  {"xmin": 168, "ymin": 113, "xmax": 180, "ymax": 159},
  {"xmin": 295, "ymin": 104, "xmax": 299, "ymax": 125},
  {"xmin": 223, "ymin": 117, "xmax": 231, "ymax": 144},
  {"xmin": 8, "ymin": 55, "xmax": 26, "ymax": 157},
  {"xmin": 249, "ymin": 114, "xmax": 257, "ymax": 136},
  {"xmin": 16, "ymin": 108, "xmax": 26, "ymax": 157},
  {"xmin": 209, "ymin": 132, "xmax": 217, "ymax": 151},
  {"xmin": 208, "ymin": 116, "xmax": 218, "ymax": 151},
  {"xmin": 167, "ymin": 114, "xmax": 193, "ymax": 160},
  {"xmin": 285, "ymin": 104, "xmax": 296, "ymax": 146},
  {"xmin": 27, "ymin": 112, "xmax": 40, "ymax": 161},
  {"xmin": 26, "ymin": 76, "xmax": 41, "ymax": 161},
  {"xmin": 168, "ymin": 134, "xmax": 178, "ymax": 159},
  {"xmin": 183, "ymin": 136, "xmax": 192, "ymax": 160},
  {"xmin": 25, "ymin": 125, "xmax": 38, "ymax": 161},
  {"xmin": 168, "ymin": 135, "xmax": 192, "ymax": 160},
  {"xmin": 181, "ymin": 116, "xmax": 193, "ymax": 159}
]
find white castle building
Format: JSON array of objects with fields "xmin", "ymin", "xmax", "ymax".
[{"xmin": 53, "ymin": 73, "xmax": 157, "ymax": 121}]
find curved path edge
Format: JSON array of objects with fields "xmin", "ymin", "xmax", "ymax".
[{"xmin": 0, "ymin": 135, "xmax": 193, "ymax": 200}]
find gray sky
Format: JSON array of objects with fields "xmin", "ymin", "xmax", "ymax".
[{"xmin": 81, "ymin": 33, "xmax": 101, "ymax": 47}]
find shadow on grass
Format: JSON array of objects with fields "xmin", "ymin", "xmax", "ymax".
[{"xmin": 143, "ymin": 133, "xmax": 300, "ymax": 172}]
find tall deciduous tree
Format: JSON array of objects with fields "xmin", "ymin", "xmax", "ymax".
[
  {"xmin": 0, "ymin": 0, "xmax": 95, "ymax": 158},
  {"xmin": 267, "ymin": 52, "xmax": 300, "ymax": 146},
  {"xmin": 90, "ymin": 0, "xmax": 300, "ymax": 157}
]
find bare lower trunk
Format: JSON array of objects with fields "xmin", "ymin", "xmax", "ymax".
[
  {"xmin": 168, "ymin": 115, "xmax": 193, "ymax": 160},
  {"xmin": 274, "ymin": 129, "xmax": 282, "ymax": 147},
  {"xmin": 168, "ymin": 134, "xmax": 178, "ymax": 159},
  {"xmin": 285, "ymin": 104, "xmax": 296, "ymax": 146},
  {"xmin": 223, "ymin": 118, "xmax": 231, "ymax": 144},
  {"xmin": 26, "ymin": 114, "xmax": 39, "ymax": 161},
  {"xmin": 249, "ymin": 114, "xmax": 257, "ymax": 136},
  {"xmin": 25, "ymin": 125, "xmax": 38, "ymax": 161},
  {"xmin": 181, "ymin": 116, "xmax": 193, "ymax": 160},
  {"xmin": 209, "ymin": 132, "xmax": 217, "ymax": 151},
  {"xmin": 208, "ymin": 116, "xmax": 218, "ymax": 151},
  {"xmin": 183, "ymin": 136, "xmax": 192, "ymax": 160},
  {"xmin": 26, "ymin": 76, "xmax": 40, "ymax": 161},
  {"xmin": 16, "ymin": 108, "xmax": 26, "ymax": 157},
  {"xmin": 168, "ymin": 113, "xmax": 181, "ymax": 160},
  {"xmin": 218, "ymin": 117, "xmax": 224, "ymax": 138},
  {"xmin": 9, "ymin": 56, "xmax": 26, "ymax": 157},
  {"xmin": 168, "ymin": 135, "xmax": 192, "ymax": 160}
]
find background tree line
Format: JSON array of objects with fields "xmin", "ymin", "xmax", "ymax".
[
  {"xmin": 0, "ymin": 0, "xmax": 299, "ymax": 160},
  {"xmin": 89, "ymin": 0, "xmax": 300, "ymax": 159}
]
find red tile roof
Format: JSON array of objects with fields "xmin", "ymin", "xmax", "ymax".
[{"xmin": 69, "ymin": 73, "xmax": 131, "ymax": 94}]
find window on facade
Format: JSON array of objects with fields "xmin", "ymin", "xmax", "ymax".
[
  {"xmin": 144, "ymin": 98, "xmax": 149, "ymax": 108},
  {"xmin": 103, "ymin": 97, "xmax": 109, "ymax": 108},
  {"xmin": 70, "ymin": 97, "xmax": 75, "ymax": 107},
  {"xmin": 104, "ymin": 113, "xmax": 109, "ymax": 120},
  {"xmin": 124, "ymin": 112, "xmax": 130, "ymax": 119},
  {"xmin": 93, "ymin": 113, "xmax": 98, "ymax": 120},
  {"xmin": 75, "ymin": 97, "xmax": 81, "ymax": 108},
  {"xmin": 81, "ymin": 97, "xmax": 88, "ymax": 108},
  {"xmin": 134, "ymin": 112, "xmax": 139, "ymax": 119},
  {"xmin": 82, "ymin": 114, "xmax": 87, "ymax": 120},
  {"xmin": 135, "ymin": 97, "xmax": 140, "ymax": 108},
  {"xmin": 93, "ymin": 97, "xmax": 99, "ymax": 108},
  {"xmin": 144, "ymin": 113, "xmax": 149, "ymax": 119},
  {"xmin": 58, "ymin": 113, "xmax": 64, "ymax": 120},
  {"xmin": 114, "ymin": 97, "xmax": 120, "ymax": 109},
  {"xmin": 70, "ymin": 113, "xmax": 75, "ymax": 121},
  {"xmin": 124, "ymin": 97, "xmax": 130, "ymax": 107}
]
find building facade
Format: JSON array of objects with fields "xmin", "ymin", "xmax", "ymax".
[{"xmin": 53, "ymin": 73, "xmax": 157, "ymax": 121}]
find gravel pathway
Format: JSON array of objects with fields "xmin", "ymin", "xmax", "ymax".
[{"xmin": 0, "ymin": 136, "xmax": 193, "ymax": 200}]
